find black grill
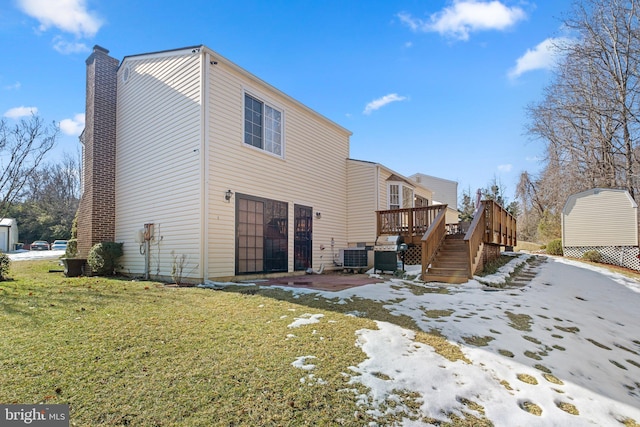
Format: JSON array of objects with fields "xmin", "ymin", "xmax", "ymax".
[{"xmin": 373, "ymin": 235, "xmax": 403, "ymax": 273}]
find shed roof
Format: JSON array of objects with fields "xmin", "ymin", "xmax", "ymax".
[{"xmin": 563, "ymin": 188, "xmax": 637, "ymax": 215}]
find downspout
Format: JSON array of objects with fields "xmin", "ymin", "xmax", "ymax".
[
  {"xmin": 200, "ymin": 50, "xmax": 211, "ymax": 281},
  {"xmin": 375, "ymin": 164, "xmax": 380, "ymax": 210},
  {"xmin": 375, "ymin": 164, "xmax": 380, "ymax": 241}
]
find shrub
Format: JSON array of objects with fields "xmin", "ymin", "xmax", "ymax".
[
  {"xmin": 546, "ymin": 239, "xmax": 563, "ymax": 256},
  {"xmin": 87, "ymin": 242, "xmax": 123, "ymax": 276},
  {"xmin": 0, "ymin": 252, "xmax": 10, "ymax": 281},
  {"xmin": 65, "ymin": 239, "xmax": 78, "ymax": 258},
  {"xmin": 582, "ymin": 250, "xmax": 602, "ymax": 263},
  {"xmin": 171, "ymin": 251, "xmax": 187, "ymax": 286}
]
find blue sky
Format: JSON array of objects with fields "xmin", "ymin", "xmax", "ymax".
[{"xmin": 1, "ymin": 0, "xmax": 573, "ymax": 204}]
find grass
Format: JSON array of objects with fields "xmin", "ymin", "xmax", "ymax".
[
  {"xmin": 0, "ymin": 259, "xmax": 486, "ymax": 426},
  {"xmin": 462, "ymin": 335, "xmax": 494, "ymax": 347},
  {"xmin": 513, "ymin": 241, "xmax": 544, "ymax": 252},
  {"xmin": 505, "ymin": 311, "xmax": 533, "ymax": 331},
  {"xmin": 1, "ymin": 260, "xmax": 378, "ymax": 425},
  {"xmin": 520, "ymin": 401, "xmax": 542, "ymax": 416},
  {"xmin": 477, "ymin": 255, "xmax": 516, "ymax": 277},
  {"xmin": 556, "ymin": 401, "xmax": 579, "ymax": 415},
  {"xmin": 516, "ymin": 373, "xmax": 538, "ymax": 385}
]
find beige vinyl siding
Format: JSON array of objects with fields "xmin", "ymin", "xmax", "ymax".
[
  {"xmin": 205, "ymin": 51, "xmax": 350, "ymax": 278},
  {"xmin": 345, "ymin": 161, "xmax": 435, "ymax": 245},
  {"xmin": 562, "ymin": 188, "xmax": 638, "ymax": 246},
  {"xmin": 380, "ymin": 168, "xmax": 435, "ymax": 210},
  {"xmin": 115, "ymin": 51, "xmax": 203, "ymax": 280},
  {"xmin": 410, "ymin": 173, "xmax": 457, "ymax": 209},
  {"xmin": 445, "ymin": 206, "xmax": 459, "ymax": 224},
  {"xmin": 378, "ymin": 169, "xmax": 391, "ymax": 210},
  {"xmin": 414, "ymin": 186, "xmax": 433, "ymax": 206},
  {"xmin": 347, "ymin": 160, "xmax": 378, "ymax": 244}
]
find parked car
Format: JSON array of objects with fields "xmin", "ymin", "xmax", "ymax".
[
  {"xmin": 51, "ymin": 240, "xmax": 68, "ymax": 251},
  {"xmin": 30, "ymin": 240, "xmax": 50, "ymax": 250}
]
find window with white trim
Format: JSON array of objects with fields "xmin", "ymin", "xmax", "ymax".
[
  {"xmin": 403, "ymin": 186, "xmax": 413, "ymax": 208},
  {"xmin": 244, "ymin": 93, "xmax": 283, "ymax": 156},
  {"xmin": 389, "ymin": 184, "xmax": 400, "ymax": 209},
  {"xmin": 388, "ymin": 182, "xmax": 414, "ymax": 209}
]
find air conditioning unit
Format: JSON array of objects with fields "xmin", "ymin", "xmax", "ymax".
[{"xmin": 339, "ymin": 248, "xmax": 369, "ymax": 271}]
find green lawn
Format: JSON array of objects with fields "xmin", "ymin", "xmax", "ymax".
[
  {"xmin": 1, "ymin": 260, "xmax": 382, "ymax": 426},
  {"xmin": 1, "ymin": 259, "xmax": 498, "ymax": 426}
]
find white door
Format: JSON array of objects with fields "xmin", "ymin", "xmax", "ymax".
[{"xmin": 0, "ymin": 228, "xmax": 8, "ymax": 252}]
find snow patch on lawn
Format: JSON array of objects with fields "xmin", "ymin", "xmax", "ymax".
[{"xmin": 283, "ymin": 255, "xmax": 640, "ymax": 425}]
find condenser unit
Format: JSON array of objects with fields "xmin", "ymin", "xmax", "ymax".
[{"xmin": 339, "ymin": 248, "xmax": 369, "ymax": 272}]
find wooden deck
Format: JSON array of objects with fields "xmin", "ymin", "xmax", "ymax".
[
  {"xmin": 376, "ymin": 206, "xmax": 447, "ymax": 245},
  {"xmin": 376, "ymin": 201, "xmax": 517, "ymax": 283}
]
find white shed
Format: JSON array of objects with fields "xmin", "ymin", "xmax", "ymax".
[
  {"xmin": 0, "ymin": 218, "xmax": 19, "ymax": 252},
  {"xmin": 562, "ymin": 188, "xmax": 639, "ymax": 270}
]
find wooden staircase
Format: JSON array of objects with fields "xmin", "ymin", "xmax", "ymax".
[{"xmin": 422, "ymin": 235, "xmax": 470, "ymax": 284}]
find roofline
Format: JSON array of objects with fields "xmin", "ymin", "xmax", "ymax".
[
  {"xmin": 119, "ymin": 44, "xmax": 352, "ymax": 137},
  {"xmin": 347, "ymin": 158, "xmax": 434, "ymax": 193},
  {"xmin": 563, "ymin": 187, "xmax": 637, "ymax": 214},
  {"xmin": 409, "ymin": 172, "xmax": 458, "ymax": 185},
  {"xmin": 120, "ymin": 45, "xmax": 204, "ymax": 64}
]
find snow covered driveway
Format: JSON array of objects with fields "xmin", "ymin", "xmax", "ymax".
[
  {"xmin": 283, "ymin": 255, "xmax": 640, "ymax": 426},
  {"xmin": 7, "ymin": 249, "xmax": 65, "ymax": 261}
]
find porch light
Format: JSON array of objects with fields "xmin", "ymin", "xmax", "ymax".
[{"xmin": 225, "ymin": 189, "xmax": 233, "ymax": 201}]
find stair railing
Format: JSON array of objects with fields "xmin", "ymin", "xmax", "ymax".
[
  {"xmin": 464, "ymin": 200, "xmax": 517, "ymax": 276},
  {"xmin": 464, "ymin": 202, "xmax": 488, "ymax": 277},
  {"xmin": 420, "ymin": 205, "xmax": 448, "ymax": 279}
]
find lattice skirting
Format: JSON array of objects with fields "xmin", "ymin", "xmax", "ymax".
[
  {"xmin": 563, "ymin": 246, "xmax": 640, "ymax": 271},
  {"xmin": 404, "ymin": 245, "xmax": 422, "ymax": 266}
]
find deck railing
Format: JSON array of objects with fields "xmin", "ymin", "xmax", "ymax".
[
  {"xmin": 464, "ymin": 200, "xmax": 517, "ymax": 276},
  {"xmin": 376, "ymin": 201, "xmax": 516, "ymax": 281},
  {"xmin": 376, "ymin": 205, "xmax": 447, "ymax": 239}
]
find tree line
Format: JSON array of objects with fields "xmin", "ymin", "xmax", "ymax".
[
  {"xmin": 516, "ymin": 0, "xmax": 640, "ymax": 243},
  {"xmin": 1, "ymin": 115, "xmax": 79, "ymax": 246}
]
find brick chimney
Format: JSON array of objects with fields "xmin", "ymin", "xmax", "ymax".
[{"xmin": 77, "ymin": 45, "xmax": 119, "ymax": 258}]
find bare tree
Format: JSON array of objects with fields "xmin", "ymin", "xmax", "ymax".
[
  {"xmin": 522, "ymin": 0, "xmax": 640, "ymax": 239},
  {"xmin": 0, "ymin": 115, "xmax": 58, "ymax": 217},
  {"xmin": 5, "ymin": 152, "xmax": 81, "ymax": 243}
]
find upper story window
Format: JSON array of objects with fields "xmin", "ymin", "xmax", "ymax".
[
  {"xmin": 244, "ymin": 93, "xmax": 283, "ymax": 157},
  {"xmin": 388, "ymin": 182, "xmax": 415, "ymax": 209},
  {"xmin": 389, "ymin": 184, "xmax": 400, "ymax": 209}
]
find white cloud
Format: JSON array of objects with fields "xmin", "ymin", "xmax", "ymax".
[
  {"xmin": 17, "ymin": 0, "xmax": 102, "ymax": 38},
  {"xmin": 53, "ymin": 36, "xmax": 90, "ymax": 54},
  {"xmin": 497, "ymin": 164, "xmax": 512, "ymax": 172},
  {"xmin": 59, "ymin": 113, "xmax": 85, "ymax": 136},
  {"xmin": 363, "ymin": 93, "xmax": 408, "ymax": 115},
  {"xmin": 508, "ymin": 37, "xmax": 569, "ymax": 79},
  {"xmin": 398, "ymin": 1, "xmax": 526, "ymax": 41},
  {"xmin": 4, "ymin": 106, "xmax": 38, "ymax": 119},
  {"xmin": 4, "ymin": 82, "xmax": 21, "ymax": 90}
]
